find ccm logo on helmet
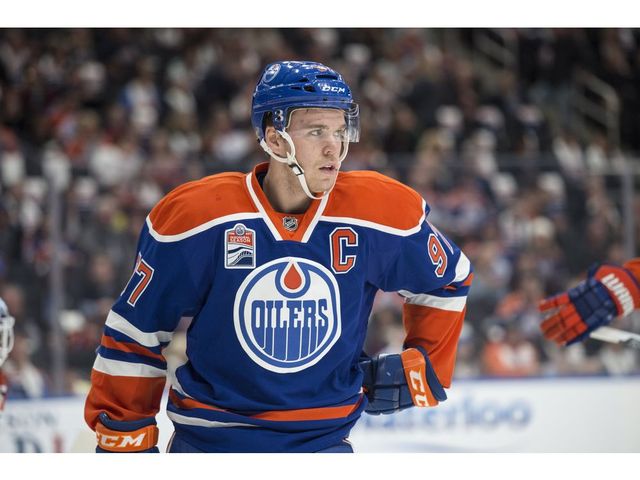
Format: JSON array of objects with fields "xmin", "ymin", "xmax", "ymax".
[{"xmin": 320, "ymin": 84, "xmax": 346, "ymax": 94}]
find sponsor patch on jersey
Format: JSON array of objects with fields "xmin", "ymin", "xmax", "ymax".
[
  {"xmin": 225, "ymin": 223, "xmax": 255, "ymax": 269},
  {"xmin": 234, "ymin": 257, "xmax": 342, "ymax": 373}
]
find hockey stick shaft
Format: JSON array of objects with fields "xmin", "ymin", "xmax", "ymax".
[{"xmin": 589, "ymin": 326, "xmax": 640, "ymax": 349}]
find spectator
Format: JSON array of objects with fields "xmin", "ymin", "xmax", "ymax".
[
  {"xmin": 482, "ymin": 323, "xmax": 541, "ymax": 377},
  {"xmin": 0, "ymin": 28, "xmax": 638, "ymax": 392},
  {"xmin": 3, "ymin": 331, "xmax": 47, "ymax": 398}
]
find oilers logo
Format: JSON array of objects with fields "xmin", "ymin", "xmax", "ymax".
[
  {"xmin": 234, "ymin": 257, "xmax": 341, "ymax": 373},
  {"xmin": 262, "ymin": 63, "xmax": 281, "ymax": 83}
]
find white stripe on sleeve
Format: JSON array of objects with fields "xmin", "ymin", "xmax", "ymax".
[
  {"xmin": 399, "ymin": 290, "xmax": 467, "ymax": 312},
  {"xmin": 105, "ymin": 310, "xmax": 173, "ymax": 348},
  {"xmin": 93, "ymin": 355, "xmax": 167, "ymax": 378},
  {"xmin": 453, "ymin": 252, "xmax": 471, "ymax": 283}
]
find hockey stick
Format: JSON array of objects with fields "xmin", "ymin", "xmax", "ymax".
[{"xmin": 589, "ymin": 326, "xmax": 640, "ymax": 350}]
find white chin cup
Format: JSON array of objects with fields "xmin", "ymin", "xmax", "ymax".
[{"xmin": 259, "ymin": 130, "xmax": 346, "ymax": 200}]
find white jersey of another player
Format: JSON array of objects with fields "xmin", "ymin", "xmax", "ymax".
[{"xmin": 0, "ymin": 298, "xmax": 15, "ymax": 414}]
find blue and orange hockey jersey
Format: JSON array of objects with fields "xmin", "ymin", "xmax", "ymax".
[{"xmin": 84, "ymin": 162, "xmax": 473, "ymax": 452}]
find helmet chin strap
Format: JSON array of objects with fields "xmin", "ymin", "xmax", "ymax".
[{"xmin": 259, "ymin": 129, "xmax": 349, "ymax": 201}]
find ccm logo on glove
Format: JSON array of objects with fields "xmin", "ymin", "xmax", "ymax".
[
  {"xmin": 401, "ymin": 349, "xmax": 438, "ymax": 407},
  {"xmin": 95, "ymin": 422, "xmax": 159, "ymax": 452}
]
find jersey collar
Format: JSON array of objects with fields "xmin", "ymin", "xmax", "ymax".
[{"xmin": 244, "ymin": 162, "xmax": 330, "ymax": 242}]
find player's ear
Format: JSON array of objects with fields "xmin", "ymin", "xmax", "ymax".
[{"xmin": 264, "ymin": 126, "xmax": 286, "ymax": 156}]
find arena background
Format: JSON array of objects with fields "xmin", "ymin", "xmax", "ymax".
[{"xmin": 1, "ymin": 27, "xmax": 639, "ymax": 453}]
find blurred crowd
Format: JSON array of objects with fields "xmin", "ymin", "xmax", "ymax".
[{"xmin": 0, "ymin": 28, "xmax": 639, "ymax": 398}]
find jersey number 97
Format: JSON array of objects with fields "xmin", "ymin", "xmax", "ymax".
[
  {"xmin": 427, "ymin": 233, "xmax": 447, "ymax": 278},
  {"xmin": 124, "ymin": 253, "xmax": 155, "ymax": 307}
]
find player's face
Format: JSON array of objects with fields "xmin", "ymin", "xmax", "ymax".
[{"xmin": 286, "ymin": 108, "xmax": 347, "ymax": 194}]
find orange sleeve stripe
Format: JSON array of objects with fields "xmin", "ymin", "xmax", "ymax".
[
  {"xmin": 403, "ymin": 303, "xmax": 466, "ymax": 388},
  {"xmin": 169, "ymin": 389, "xmax": 363, "ymax": 422},
  {"xmin": 325, "ymin": 171, "xmax": 424, "ymax": 231},
  {"xmin": 84, "ymin": 370, "xmax": 166, "ymax": 430},
  {"xmin": 100, "ymin": 335, "xmax": 165, "ymax": 362},
  {"xmin": 443, "ymin": 273, "xmax": 473, "ymax": 291},
  {"xmin": 148, "ymin": 173, "xmax": 256, "ymax": 236}
]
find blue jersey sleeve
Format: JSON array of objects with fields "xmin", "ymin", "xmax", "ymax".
[
  {"xmin": 85, "ymin": 219, "xmax": 213, "ymax": 429},
  {"xmin": 369, "ymin": 200, "xmax": 473, "ymax": 390}
]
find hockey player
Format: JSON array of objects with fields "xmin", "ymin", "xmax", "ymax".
[
  {"xmin": 539, "ymin": 258, "xmax": 640, "ymax": 345},
  {"xmin": 84, "ymin": 61, "xmax": 473, "ymax": 453},
  {"xmin": 0, "ymin": 298, "xmax": 15, "ymax": 415}
]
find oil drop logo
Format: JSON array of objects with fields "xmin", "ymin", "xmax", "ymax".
[{"xmin": 233, "ymin": 257, "xmax": 342, "ymax": 373}]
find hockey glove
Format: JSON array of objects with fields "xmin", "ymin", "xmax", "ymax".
[
  {"xmin": 359, "ymin": 347, "xmax": 446, "ymax": 415},
  {"xmin": 539, "ymin": 264, "xmax": 640, "ymax": 346},
  {"xmin": 95, "ymin": 412, "xmax": 159, "ymax": 453}
]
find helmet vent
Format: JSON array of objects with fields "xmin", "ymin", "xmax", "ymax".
[
  {"xmin": 316, "ymin": 74, "xmax": 339, "ymax": 80},
  {"xmin": 303, "ymin": 85, "xmax": 316, "ymax": 92}
]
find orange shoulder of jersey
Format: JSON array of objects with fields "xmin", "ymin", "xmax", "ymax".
[
  {"xmin": 325, "ymin": 171, "xmax": 425, "ymax": 232},
  {"xmin": 148, "ymin": 172, "xmax": 256, "ymax": 237}
]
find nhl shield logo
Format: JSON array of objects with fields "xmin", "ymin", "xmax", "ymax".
[
  {"xmin": 234, "ymin": 257, "xmax": 342, "ymax": 373},
  {"xmin": 282, "ymin": 216, "xmax": 298, "ymax": 231},
  {"xmin": 225, "ymin": 223, "xmax": 255, "ymax": 269}
]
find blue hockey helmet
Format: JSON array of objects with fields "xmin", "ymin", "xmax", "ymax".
[{"xmin": 251, "ymin": 61, "xmax": 360, "ymax": 143}]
